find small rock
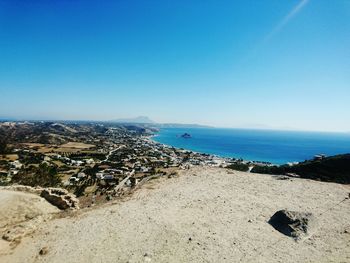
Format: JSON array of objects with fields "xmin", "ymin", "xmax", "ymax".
[
  {"xmin": 189, "ymin": 237, "xmax": 192, "ymax": 241},
  {"xmin": 39, "ymin": 247, "xmax": 48, "ymax": 256},
  {"xmin": 2, "ymin": 234, "xmax": 10, "ymax": 241}
]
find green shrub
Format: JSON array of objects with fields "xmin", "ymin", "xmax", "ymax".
[{"xmin": 226, "ymin": 163, "xmax": 250, "ymax": 172}]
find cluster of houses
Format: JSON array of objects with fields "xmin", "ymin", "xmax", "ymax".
[
  {"xmin": 8, "ymin": 160, "xmax": 23, "ymax": 176},
  {"xmin": 1, "ymin": 123, "xmax": 238, "ymax": 196},
  {"xmin": 63, "ymin": 129, "xmax": 237, "ymax": 196}
]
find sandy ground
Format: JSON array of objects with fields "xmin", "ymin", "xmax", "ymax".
[
  {"xmin": 0, "ymin": 190, "xmax": 59, "ymax": 256},
  {"xmin": 1, "ymin": 167, "xmax": 350, "ymax": 263}
]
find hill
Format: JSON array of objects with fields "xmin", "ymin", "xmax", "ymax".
[
  {"xmin": 1, "ymin": 167, "xmax": 349, "ymax": 262},
  {"xmin": 251, "ymin": 154, "xmax": 350, "ymax": 184}
]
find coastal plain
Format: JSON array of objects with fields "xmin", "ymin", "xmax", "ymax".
[{"xmin": 1, "ymin": 167, "xmax": 349, "ymax": 263}]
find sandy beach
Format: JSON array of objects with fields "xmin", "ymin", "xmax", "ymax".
[{"xmin": 1, "ymin": 167, "xmax": 349, "ymax": 263}]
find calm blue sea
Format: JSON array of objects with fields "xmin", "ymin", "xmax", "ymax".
[{"xmin": 153, "ymin": 128, "xmax": 350, "ymax": 165}]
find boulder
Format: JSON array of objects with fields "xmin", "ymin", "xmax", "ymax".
[
  {"xmin": 268, "ymin": 210, "xmax": 315, "ymax": 240},
  {"xmin": 40, "ymin": 188, "xmax": 79, "ymax": 210}
]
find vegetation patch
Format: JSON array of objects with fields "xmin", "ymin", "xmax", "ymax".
[
  {"xmin": 226, "ymin": 162, "xmax": 250, "ymax": 172},
  {"xmin": 251, "ymin": 154, "xmax": 350, "ymax": 184},
  {"xmin": 11, "ymin": 163, "xmax": 62, "ymax": 187}
]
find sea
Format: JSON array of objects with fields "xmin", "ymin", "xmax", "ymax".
[{"xmin": 153, "ymin": 128, "xmax": 350, "ymax": 165}]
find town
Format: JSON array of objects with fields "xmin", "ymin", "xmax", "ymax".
[{"xmin": 0, "ymin": 121, "xmax": 243, "ymax": 208}]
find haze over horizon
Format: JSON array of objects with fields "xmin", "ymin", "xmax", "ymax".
[{"xmin": 1, "ymin": 1, "xmax": 349, "ymax": 132}]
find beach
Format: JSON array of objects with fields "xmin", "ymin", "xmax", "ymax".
[{"xmin": 1, "ymin": 166, "xmax": 349, "ymax": 263}]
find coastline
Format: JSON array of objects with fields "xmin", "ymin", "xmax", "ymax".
[
  {"xmin": 147, "ymin": 133, "xmax": 273, "ymax": 166},
  {"xmin": 150, "ymin": 127, "xmax": 350, "ymax": 166},
  {"xmin": 1, "ymin": 123, "xmax": 349, "ymax": 261}
]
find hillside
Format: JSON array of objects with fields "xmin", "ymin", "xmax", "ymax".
[
  {"xmin": 1, "ymin": 167, "xmax": 349, "ymax": 262},
  {"xmin": 251, "ymin": 154, "xmax": 350, "ymax": 184}
]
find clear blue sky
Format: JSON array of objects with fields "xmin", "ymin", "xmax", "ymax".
[{"xmin": 0, "ymin": 0, "xmax": 349, "ymax": 131}]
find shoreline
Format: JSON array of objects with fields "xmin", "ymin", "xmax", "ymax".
[
  {"xmin": 149, "ymin": 134, "xmax": 274, "ymax": 166},
  {"xmin": 149, "ymin": 127, "xmax": 350, "ymax": 166}
]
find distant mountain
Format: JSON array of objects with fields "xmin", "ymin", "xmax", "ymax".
[
  {"xmin": 108, "ymin": 117, "xmax": 212, "ymax": 128},
  {"xmin": 111, "ymin": 116, "xmax": 155, "ymax": 124},
  {"xmin": 156, "ymin": 123, "xmax": 212, "ymax": 128}
]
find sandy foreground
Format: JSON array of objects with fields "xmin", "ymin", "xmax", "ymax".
[{"xmin": 1, "ymin": 167, "xmax": 350, "ymax": 263}]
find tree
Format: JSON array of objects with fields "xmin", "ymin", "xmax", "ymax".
[
  {"xmin": 0, "ymin": 138, "xmax": 7, "ymax": 154},
  {"xmin": 11, "ymin": 163, "xmax": 62, "ymax": 187}
]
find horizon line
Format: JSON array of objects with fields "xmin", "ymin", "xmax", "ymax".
[{"xmin": 1, "ymin": 117, "xmax": 349, "ymax": 134}]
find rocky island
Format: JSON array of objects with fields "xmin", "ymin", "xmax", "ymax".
[{"xmin": 181, "ymin": 133, "xmax": 192, "ymax": 138}]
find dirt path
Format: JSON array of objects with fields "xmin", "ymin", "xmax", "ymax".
[{"xmin": 1, "ymin": 167, "xmax": 350, "ymax": 262}]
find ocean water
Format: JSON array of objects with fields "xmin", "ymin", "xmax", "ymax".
[{"xmin": 153, "ymin": 128, "xmax": 350, "ymax": 165}]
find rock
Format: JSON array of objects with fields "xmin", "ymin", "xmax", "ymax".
[
  {"xmin": 39, "ymin": 247, "xmax": 48, "ymax": 255},
  {"xmin": 268, "ymin": 210, "xmax": 315, "ymax": 240},
  {"xmin": 2, "ymin": 232, "xmax": 11, "ymax": 241},
  {"xmin": 181, "ymin": 133, "xmax": 191, "ymax": 138},
  {"xmin": 40, "ymin": 188, "xmax": 79, "ymax": 210},
  {"xmin": 1, "ymin": 185, "xmax": 79, "ymax": 210},
  {"xmin": 275, "ymin": 176, "xmax": 290, "ymax": 180}
]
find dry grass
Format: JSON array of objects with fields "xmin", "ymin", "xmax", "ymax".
[
  {"xmin": 21, "ymin": 143, "xmax": 45, "ymax": 148},
  {"xmin": 24, "ymin": 142, "xmax": 95, "ymax": 154},
  {"xmin": 59, "ymin": 142, "xmax": 95, "ymax": 149},
  {"xmin": 59, "ymin": 173, "xmax": 72, "ymax": 181},
  {"xmin": 0, "ymin": 154, "xmax": 19, "ymax": 161},
  {"xmin": 51, "ymin": 160, "xmax": 65, "ymax": 167},
  {"xmin": 37, "ymin": 147, "xmax": 54, "ymax": 153}
]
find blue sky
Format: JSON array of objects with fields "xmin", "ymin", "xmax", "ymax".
[{"xmin": 0, "ymin": 0, "xmax": 349, "ymax": 131}]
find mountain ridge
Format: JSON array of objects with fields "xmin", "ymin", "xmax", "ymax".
[{"xmin": 110, "ymin": 116, "xmax": 155, "ymax": 124}]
